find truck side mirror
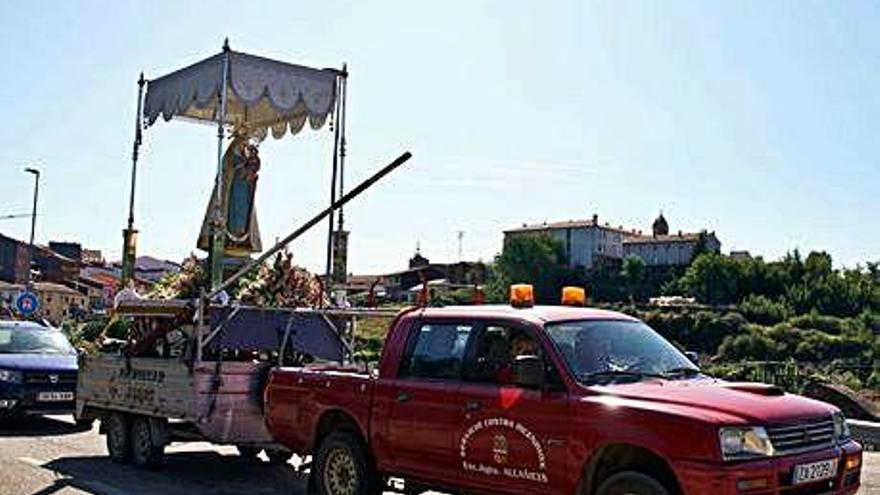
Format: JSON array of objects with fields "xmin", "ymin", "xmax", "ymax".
[
  {"xmin": 513, "ymin": 355, "xmax": 544, "ymax": 389},
  {"xmin": 685, "ymin": 351, "xmax": 699, "ymax": 365}
]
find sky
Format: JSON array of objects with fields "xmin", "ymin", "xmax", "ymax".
[{"xmin": 0, "ymin": 1, "xmax": 877, "ymax": 274}]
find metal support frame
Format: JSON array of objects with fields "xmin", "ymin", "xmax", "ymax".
[
  {"xmin": 210, "ymin": 39, "xmax": 232, "ymax": 291},
  {"xmin": 325, "ymin": 66, "xmax": 348, "ymax": 296},
  {"xmin": 121, "ymin": 73, "xmax": 146, "ymax": 287}
]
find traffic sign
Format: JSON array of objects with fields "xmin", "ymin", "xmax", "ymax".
[{"xmin": 15, "ymin": 291, "xmax": 39, "ymax": 316}]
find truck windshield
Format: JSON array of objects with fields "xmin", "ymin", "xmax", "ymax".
[
  {"xmin": 545, "ymin": 319, "xmax": 697, "ymax": 384},
  {"xmin": 0, "ymin": 326, "xmax": 75, "ymax": 355}
]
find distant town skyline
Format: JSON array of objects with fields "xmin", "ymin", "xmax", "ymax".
[{"xmin": 1, "ymin": 2, "xmax": 877, "ymax": 274}]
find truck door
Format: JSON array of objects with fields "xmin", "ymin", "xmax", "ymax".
[
  {"xmin": 456, "ymin": 323, "xmax": 572, "ymax": 495},
  {"xmin": 377, "ymin": 320, "xmax": 475, "ymax": 484}
]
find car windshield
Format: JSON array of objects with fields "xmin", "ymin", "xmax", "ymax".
[
  {"xmin": 0, "ymin": 325, "xmax": 75, "ymax": 355},
  {"xmin": 545, "ymin": 319, "xmax": 698, "ymax": 383}
]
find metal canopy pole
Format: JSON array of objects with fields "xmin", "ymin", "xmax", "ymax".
[
  {"xmin": 121, "ymin": 73, "xmax": 146, "ymax": 287},
  {"xmin": 325, "ymin": 72, "xmax": 344, "ymax": 295},
  {"xmin": 210, "ymin": 39, "xmax": 231, "ymax": 290}
]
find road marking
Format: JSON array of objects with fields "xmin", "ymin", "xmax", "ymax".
[{"xmin": 16, "ymin": 456, "xmax": 45, "ymax": 468}]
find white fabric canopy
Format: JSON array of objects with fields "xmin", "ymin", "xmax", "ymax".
[{"xmin": 143, "ymin": 50, "xmax": 340, "ymax": 139}]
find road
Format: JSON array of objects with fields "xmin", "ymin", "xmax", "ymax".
[{"xmin": 0, "ymin": 416, "xmax": 877, "ymax": 495}]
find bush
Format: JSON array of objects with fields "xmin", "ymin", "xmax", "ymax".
[{"xmin": 739, "ymin": 295, "xmax": 791, "ymax": 325}]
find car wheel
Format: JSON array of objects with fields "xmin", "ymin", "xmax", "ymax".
[
  {"xmin": 314, "ymin": 431, "xmax": 375, "ymax": 495},
  {"xmin": 266, "ymin": 449, "xmax": 293, "ymax": 465},
  {"xmin": 237, "ymin": 446, "xmax": 262, "ymax": 461},
  {"xmin": 595, "ymin": 471, "xmax": 670, "ymax": 495},
  {"xmin": 130, "ymin": 416, "xmax": 164, "ymax": 469}
]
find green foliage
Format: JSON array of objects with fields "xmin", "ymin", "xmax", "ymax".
[
  {"xmin": 620, "ymin": 256, "xmax": 647, "ymax": 302},
  {"xmin": 488, "ymin": 234, "xmax": 578, "ymax": 304},
  {"xmin": 679, "ymin": 253, "xmax": 741, "ymax": 305},
  {"xmin": 738, "ymin": 295, "xmax": 792, "ymax": 325}
]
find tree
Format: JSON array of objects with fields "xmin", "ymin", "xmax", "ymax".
[
  {"xmin": 679, "ymin": 253, "xmax": 741, "ymax": 305},
  {"xmin": 487, "ymin": 234, "xmax": 576, "ymax": 304},
  {"xmin": 620, "ymin": 256, "xmax": 647, "ymax": 302}
]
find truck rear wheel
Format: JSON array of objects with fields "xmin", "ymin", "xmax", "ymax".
[
  {"xmin": 130, "ymin": 416, "xmax": 165, "ymax": 469},
  {"xmin": 104, "ymin": 413, "xmax": 131, "ymax": 464},
  {"xmin": 595, "ymin": 471, "xmax": 670, "ymax": 495},
  {"xmin": 314, "ymin": 431, "xmax": 375, "ymax": 495}
]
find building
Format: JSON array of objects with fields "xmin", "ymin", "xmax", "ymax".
[
  {"xmin": 504, "ymin": 214, "xmax": 627, "ymax": 271},
  {"xmin": 0, "ymin": 233, "xmax": 30, "ymax": 284},
  {"xmin": 621, "ymin": 213, "xmax": 721, "ymax": 267},
  {"xmin": 0, "ymin": 280, "xmax": 89, "ymax": 324},
  {"xmin": 504, "ymin": 213, "xmax": 721, "ymax": 272},
  {"xmin": 344, "ymin": 248, "xmax": 488, "ymax": 303}
]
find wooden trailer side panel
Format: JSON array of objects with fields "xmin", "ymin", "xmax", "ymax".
[
  {"xmin": 193, "ymin": 361, "xmax": 275, "ymax": 445},
  {"xmin": 77, "ymin": 355, "xmax": 196, "ymax": 420}
]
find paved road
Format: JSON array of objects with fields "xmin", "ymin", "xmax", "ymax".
[{"xmin": 0, "ymin": 416, "xmax": 877, "ymax": 495}]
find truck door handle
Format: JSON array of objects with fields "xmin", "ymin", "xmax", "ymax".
[
  {"xmin": 465, "ymin": 400, "xmax": 482, "ymax": 412},
  {"xmin": 396, "ymin": 391, "xmax": 410, "ymax": 403}
]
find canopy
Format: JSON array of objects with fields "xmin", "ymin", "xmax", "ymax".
[{"xmin": 143, "ymin": 49, "xmax": 340, "ymax": 139}]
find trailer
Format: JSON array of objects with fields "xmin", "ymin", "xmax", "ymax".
[{"xmin": 77, "ymin": 299, "xmax": 398, "ymax": 467}]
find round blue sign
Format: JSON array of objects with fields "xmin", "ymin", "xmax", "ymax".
[{"xmin": 15, "ymin": 291, "xmax": 39, "ymax": 316}]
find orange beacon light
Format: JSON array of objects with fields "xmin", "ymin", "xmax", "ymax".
[
  {"xmin": 510, "ymin": 284, "xmax": 535, "ymax": 308},
  {"xmin": 561, "ymin": 286, "xmax": 586, "ymax": 306}
]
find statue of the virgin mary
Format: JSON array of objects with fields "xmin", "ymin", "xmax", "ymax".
[{"xmin": 197, "ymin": 125, "xmax": 263, "ymax": 256}]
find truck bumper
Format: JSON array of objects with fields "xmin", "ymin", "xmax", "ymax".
[{"xmin": 675, "ymin": 440, "xmax": 862, "ymax": 495}]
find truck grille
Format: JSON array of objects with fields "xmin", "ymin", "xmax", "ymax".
[
  {"xmin": 24, "ymin": 372, "xmax": 77, "ymax": 385},
  {"xmin": 767, "ymin": 416, "xmax": 835, "ymax": 455}
]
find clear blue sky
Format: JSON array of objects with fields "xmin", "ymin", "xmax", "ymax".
[{"xmin": 0, "ymin": 1, "xmax": 877, "ymax": 274}]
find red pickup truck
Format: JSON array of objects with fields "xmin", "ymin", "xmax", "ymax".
[{"xmin": 265, "ymin": 303, "xmax": 863, "ymax": 495}]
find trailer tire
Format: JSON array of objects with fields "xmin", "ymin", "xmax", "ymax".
[
  {"xmin": 104, "ymin": 413, "xmax": 131, "ymax": 464},
  {"xmin": 314, "ymin": 431, "xmax": 376, "ymax": 495},
  {"xmin": 130, "ymin": 416, "xmax": 164, "ymax": 469},
  {"xmin": 595, "ymin": 471, "xmax": 670, "ymax": 495}
]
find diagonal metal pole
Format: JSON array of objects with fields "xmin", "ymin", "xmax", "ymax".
[{"xmin": 208, "ymin": 151, "xmax": 413, "ymax": 299}]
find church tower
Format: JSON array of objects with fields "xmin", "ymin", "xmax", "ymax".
[{"xmin": 652, "ymin": 212, "xmax": 669, "ymax": 237}]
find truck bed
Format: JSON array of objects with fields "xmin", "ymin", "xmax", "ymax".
[{"xmin": 264, "ymin": 365, "xmax": 375, "ymax": 454}]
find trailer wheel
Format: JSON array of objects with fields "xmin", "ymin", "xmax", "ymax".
[
  {"xmin": 266, "ymin": 449, "xmax": 293, "ymax": 465},
  {"xmin": 314, "ymin": 431, "xmax": 375, "ymax": 495},
  {"xmin": 104, "ymin": 413, "xmax": 131, "ymax": 464},
  {"xmin": 595, "ymin": 471, "xmax": 670, "ymax": 495},
  {"xmin": 130, "ymin": 416, "xmax": 164, "ymax": 469}
]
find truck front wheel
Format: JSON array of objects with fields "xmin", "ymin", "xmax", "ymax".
[
  {"xmin": 595, "ymin": 471, "xmax": 670, "ymax": 495},
  {"xmin": 314, "ymin": 431, "xmax": 376, "ymax": 495},
  {"xmin": 104, "ymin": 413, "xmax": 130, "ymax": 464}
]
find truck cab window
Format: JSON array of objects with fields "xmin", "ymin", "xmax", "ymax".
[
  {"xmin": 468, "ymin": 325, "xmax": 540, "ymax": 385},
  {"xmin": 402, "ymin": 323, "xmax": 472, "ymax": 380}
]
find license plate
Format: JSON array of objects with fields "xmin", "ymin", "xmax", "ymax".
[
  {"xmin": 36, "ymin": 391, "xmax": 74, "ymax": 402},
  {"xmin": 792, "ymin": 458, "xmax": 838, "ymax": 485}
]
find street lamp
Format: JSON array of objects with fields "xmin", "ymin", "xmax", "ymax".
[{"xmin": 24, "ymin": 167, "xmax": 39, "ymax": 290}]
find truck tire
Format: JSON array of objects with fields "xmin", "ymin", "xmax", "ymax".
[
  {"xmin": 595, "ymin": 471, "xmax": 670, "ymax": 495},
  {"xmin": 104, "ymin": 413, "xmax": 131, "ymax": 464},
  {"xmin": 130, "ymin": 416, "xmax": 165, "ymax": 469},
  {"xmin": 314, "ymin": 431, "xmax": 376, "ymax": 495}
]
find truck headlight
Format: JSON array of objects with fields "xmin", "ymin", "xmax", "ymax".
[
  {"xmin": 719, "ymin": 426, "xmax": 774, "ymax": 460},
  {"xmin": 833, "ymin": 412, "xmax": 851, "ymax": 443},
  {"xmin": 0, "ymin": 369, "xmax": 22, "ymax": 383}
]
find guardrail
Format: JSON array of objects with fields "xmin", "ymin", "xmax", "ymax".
[{"xmin": 850, "ymin": 419, "xmax": 880, "ymax": 451}]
